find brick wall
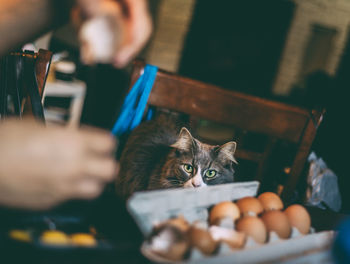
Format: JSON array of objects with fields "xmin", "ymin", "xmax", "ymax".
[
  {"xmin": 145, "ymin": 0, "xmax": 196, "ymax": 72},
  {"xmin": 273, "ymin": 0, "xmax": 350, "ymax": 95}
]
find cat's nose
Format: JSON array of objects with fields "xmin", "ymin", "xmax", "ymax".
[{"xmin": 192, "ymin": 182, "xmax": 201, "ymax": 187}]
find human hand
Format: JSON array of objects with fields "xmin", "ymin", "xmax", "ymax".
[
  {"xmin": 0, "ymin": 119, "xmax": 118, "ymax": 210},
  {"xmin": 72, "ymin": 0, "xmax": 152, "ymax": 68}
]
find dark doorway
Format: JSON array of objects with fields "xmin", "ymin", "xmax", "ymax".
[
  {"xmin": 179, "ymin": 0, "xmax": 295, "ymax": 97},
  {"xmin": 300, "ymin": 24, "xmax": 337, "ymax": 80}
]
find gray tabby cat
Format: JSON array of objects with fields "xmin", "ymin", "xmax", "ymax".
[{"xmin": 116, "ymin": 113, "xmax": 237, "ymax": 198}]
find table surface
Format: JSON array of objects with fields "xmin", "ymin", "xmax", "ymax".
[{"xmin": 0, "ymin": 192, "xmax": 348, "ymax": 264}]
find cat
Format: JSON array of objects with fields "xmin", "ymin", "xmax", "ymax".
[{"xmin": 115, "ymin": 112, "xmax": 237, "ymax": 198}]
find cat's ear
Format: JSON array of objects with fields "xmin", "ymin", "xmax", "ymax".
[
  {"xmin": 217, "ymin": 141, "xmax": 238, "ymax": 164},
  {"xmin": 171, "ymin": 127, "xmax": 194, "ymax": 151}
]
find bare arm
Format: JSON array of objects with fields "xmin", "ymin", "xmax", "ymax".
[
  {"xmin": 0, "ymin": 0, "xmax": 73, "ymax": 56},
  {"xmin": 0, "ymin": 0, "xmax": 152, "ymax": 67}
]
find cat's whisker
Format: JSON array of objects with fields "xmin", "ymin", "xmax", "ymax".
[
  {"xmin": 161, "ymin": 179, "xmax": 184, "ymax": 188},
  {"xmin": 164, "ymin": 180, "xmax": 180, "ymax": 184},
  {"xmin": 166, "ymin": 180, "xmax": 183, "ymax": 185}
]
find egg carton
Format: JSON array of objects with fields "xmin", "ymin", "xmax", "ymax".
[
  {"xmin": 142, "ymin": 217, "xmax": 323, "ymax": 263},
  {"xmin": 127, "ymin": 181, "xmax": 260, "ymax": 235},
  {"xmin": 141, "ymin": 228, "xmax": 334, "ymax": 264},
  {"xmin": 127, "ymin": 181, "xmax": 335, "ymax": 263}
]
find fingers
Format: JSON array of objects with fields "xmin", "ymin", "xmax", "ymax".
[
  {"xmin": 70, "ymin": 128, "xmax": 118, "ymax": 200},
  {"xmin": 114, "ymin": 26, "xmax": 152, "ymax": 67},
  {"xmin": 75, "ymin": 0, "xmax": 102, "ymax": 17},
  {"xmin": 74, "ymin": 179, "xmax": 105, "ymax": 199},
  {"xmin": 113, "ymin": 0, "xmax": 152, "ymax": 67},
  {"xmin": 62, "ymin": 126, "xmax": 118, "ymax": 182},
  {"xmin": 113, "ymin": 34, "xmax": 149, "ymax": 68},
  {"xmin": 84, "ymin": 157, "xmax": 118, "ymax": 182},
  {"xmin": 81, "ymin": 129, "xmax": 117, "ymax": 155}
]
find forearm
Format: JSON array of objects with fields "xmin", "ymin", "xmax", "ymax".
[{"xmin": 0, "ymin": 0, "xmax": 74, "ymax": 56}]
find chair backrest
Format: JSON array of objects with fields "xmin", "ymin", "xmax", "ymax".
[
  {"xmin": 0, "ymin": 49, "xmax": 52, "ymax": 119},
  {"xmin": 129, "ymin": 60, "xmax": 324, "ymax": 202},
  {"xmin": 33, "ymin": 49, "xmax": 53, "ymax": 98}
]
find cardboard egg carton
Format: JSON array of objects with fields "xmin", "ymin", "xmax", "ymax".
[
  {"xmin": 127, "ymin": 181, "xmax": 335, "ymax": 263},
  {"xmin": 140, "ymin": 229, "xmax": 334, "ymax": 264},
  {"xmin": 127, "ymin": 181, "xmax": 260, "ymax": 235}
]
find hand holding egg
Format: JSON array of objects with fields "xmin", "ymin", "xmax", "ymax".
[{"xmin": 72, "ymin": 0, "xmax": 152, "ymax": 67}]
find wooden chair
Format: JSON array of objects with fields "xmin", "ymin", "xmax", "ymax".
[
  {"xmin": 0, "ymin": 49, "xmax": 53, "ymax": 119},
  {"xmin": 128, "ymin": 60, "xmax": 324, "ymax": 203}
]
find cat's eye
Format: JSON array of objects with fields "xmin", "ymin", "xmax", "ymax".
[
  {"xmin": 205, "ymin": 169, "xmax": 217, "ymax": 178},
  {"xmin": 183, "ymin": 164, "xmax": 193, "ymax": 173}
]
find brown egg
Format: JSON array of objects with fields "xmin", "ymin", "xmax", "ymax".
[
  {"xmin": 236, "ymin": 197, "xmax": 264, "ymax": 216},
  {"xmin": 261, "ymin": 210, "xmax": 291, "ymax": 239},
  {"xmin": 258, "ymin": 192, "xmax": 284, "ymax": 211},
  {"xmin": 209, "ymin": 201, "xmax": 240, "ymax": 225},
  {"xmin": 236, "ymin": 216, "xmax": 267, "ymax": 244},
  {"xmin": 284, "ymin": 204, "xmax": 311, "ymax": 235},
  {"xmin": 209, "ymin": 226, "xmax": 246, "ymax": 249},
  {"xmin": 165, "ymin": 215, "xmax": 190, "ymax": 233},
  {"xmin": 189, "ymin": 223, "xmax": 217, "ymax": 255},
  {"xmin": 149, "ymin": 225, "xmax": 189, "ymax": 261}
]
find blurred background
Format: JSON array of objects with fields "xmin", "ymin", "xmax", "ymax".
[{"xmin": 36, "ymin": 0, "xmax": 348, "ymax": 212}]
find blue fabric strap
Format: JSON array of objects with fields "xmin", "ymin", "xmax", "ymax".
[{"xmin": 111, "ymin": 64, "xmax": 158, "ymax": 136}]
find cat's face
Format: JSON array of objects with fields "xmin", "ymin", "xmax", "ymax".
[{"xmin": 159, "ymin": 128, "xmax": 237, "ymax": 188}]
